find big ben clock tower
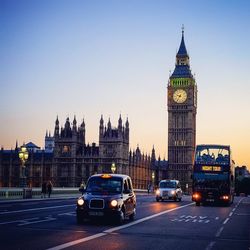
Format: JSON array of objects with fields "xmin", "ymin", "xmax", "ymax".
[{"xmin": 167, "ymin": 28, "xmax": 197, "ymax": 190}]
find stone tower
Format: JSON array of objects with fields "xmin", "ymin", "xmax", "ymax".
[
  {"xmin": 167, "ymin": 29, "xmax": 197, "ymax": 189},
  {"xmin": 53, "ymin": 116, "xmax": 85, "ymax": 186},
  {"xmin": 99, "ymin": 115, "xmax": 129, "ymax": 174},
  {"xmin": 45, "ymin": 131, "xmax": 54, "ymax": 152}
]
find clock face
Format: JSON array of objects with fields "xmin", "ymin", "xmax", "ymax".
[{"xmin": 173, "ymin": 89, "xmax": 187, "ymax": 103}]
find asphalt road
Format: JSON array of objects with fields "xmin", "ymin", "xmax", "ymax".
[{"xmin": 0, "ymin": 195, "xmax": 249, "ymax": 250}]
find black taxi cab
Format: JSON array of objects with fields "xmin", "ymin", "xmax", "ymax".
[{"xmin": 76, "ymin": 174, "xmax": 136, "ymax": 224}]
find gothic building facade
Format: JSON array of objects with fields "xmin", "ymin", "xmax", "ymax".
[
  {"xmin": 0, "ymin": 116, "xmax": 166, "ymax": 189},
  {"xmin": 167, "ymin": 29, "xmax": 197, "ymax": 190}
]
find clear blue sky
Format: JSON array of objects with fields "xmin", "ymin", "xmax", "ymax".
[{"xmin": 1, "ymin": 0, "xmax": 250, "ymax": 168}]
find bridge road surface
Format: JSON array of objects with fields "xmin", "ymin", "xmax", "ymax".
[{"xmin": 0, "ymin": 195, "xmax": 249, "ymax": 250}]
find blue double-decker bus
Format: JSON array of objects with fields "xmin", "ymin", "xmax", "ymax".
[{"xmin": 192, "ymin": 144, "xmax": 235, "ymax": 206}]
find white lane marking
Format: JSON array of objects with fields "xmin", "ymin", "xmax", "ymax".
[
  {"xmin": 223, "ymin": 218, "xmax": 229, "ymax": 225},
  {"xmin": 18, "ymin": 217, "xmax": 56, "ymax": 226},
  {"xmin": 215, "ymin": 217, "xmax": 219, "ymax": 220},
  {"xmin": 46, "ymin": 202, "xmax": 194, "ymax": 250},
  {"xmin": 215, "ymin": 226, "xmax": 224, "ymax": 237},
  {"xmin": 47, "ymin": 233, "xmax": 107, "ymax": 250},
  {"xmin": 0, "ymin": 217, "xmax": 39, "ymax": 225},
  {"xmin": 229, "ymin": 212, "xmax": 233, "ymax": 217},
  {"xmin": 0, "ymin": 219, "xmax": 26, "ymax": 225},
  {"xmin": 0, "ymin": 204, "xmax": 74, "ymax": 215},
  {"xmin": 104, "ymin": 203, "xmax": 194, "ymax": 233},
  {"xmin": 58, "ymin": 212, "xmax": 76, "ymax": 216},
  {"xmin": 205, "ymin": 241, "xmax": 215, "ymax": 250}
]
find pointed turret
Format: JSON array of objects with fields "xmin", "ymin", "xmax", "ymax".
[
  {"xmin": 79, "ymin": 118, "xmax": 85, "ymax": 145},
  {"xmin": 177, "ymin": 26, "xmax": 188, "ymax": 57},
  {"xmin": 125, "ymin": 117, "xmax": 129, "ymax": 128},
  {"xmin": 55, "ymin": 115, "xmax": 59, "ymax": 125},
  {"xmin": 118, "ymin": 114, "xmax": 122, "ymax": 128},
  {"xmin": 170, "ymin": 27, "xmax": 193, "ymax": 79},
  {"xmin": 73, "ymin": 115, "xmax": 77, "ymax": 132},
  {"xmin": 151, "ymin": 145, "xmax": 156, "ymax": 161},
  {"xmin": 99, "ymin": 115, "xmax": 104, "ymax": 138},
  {"xmin": 118, "ymin": 114, "xmax": 123, "ymax": 137},
  {"xmin": 54, "ymin": 116, "xmax": 60, "ymax": 137},
  {"xmin": 80, "ymin": 118, "xmax": 85, "ymax": 132},
  {"xmin": 64, "ymin": 117, "xmax": 72, "ymax": 137},
  {"xmin": 107, "ymin": 118, "xmax": 111, "ymax": 129},
  {"xmin": 125, "ymin": 117, "xmax": 129, "ymax": 141}
]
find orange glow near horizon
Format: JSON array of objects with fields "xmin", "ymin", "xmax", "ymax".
[{"xmin": 1, "ymin": 1, "xmax": 250, "ymax": 172}]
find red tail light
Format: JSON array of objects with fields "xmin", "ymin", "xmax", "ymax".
[
  {"xmin": 192, "ymin": 193, "xmax": 200, "ymax": 200},
  {"xmin": 221, "ymin": 195, "xmax": 229, "ymax": 200}
]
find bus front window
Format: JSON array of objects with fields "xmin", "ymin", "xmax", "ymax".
[{"xmin": 195, "ymin": 147, "xmax": 230, "ymax": 164}]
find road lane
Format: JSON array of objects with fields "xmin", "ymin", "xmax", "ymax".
[
  {"xmin": 0, "ymin": 195, "xmax": 249, "ymax": 250},
  {"xmin": 0, "ymin": 195, "xmax": 192, "ymax": 250},
  {"xmin": 63, "ymin": 197, "xmax": 249, "ymax": 250}
]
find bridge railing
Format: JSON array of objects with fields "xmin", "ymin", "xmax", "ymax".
[{"xmin": 0, "ymin": 188, "xmax": 147, "ymax": 200}]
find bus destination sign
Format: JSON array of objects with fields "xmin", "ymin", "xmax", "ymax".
[{"xmin": 202, "ymin": 166, "xmax": 222, "ymax": 172}]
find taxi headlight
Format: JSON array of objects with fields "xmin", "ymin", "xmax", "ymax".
[
  {"xmin": 110, "ymin": 199, "xmax": 118, "ymax": 207},
  {"xmin": 171, "ymin": 190, "xmax": 176, "ymax": 195},
  {"xmin": 156, "ymin": 189, "xmax": 160, "ymax": 195},
  {"xmin": 77, "ymin": 198, "xmax": 84, "ymax": 206}
]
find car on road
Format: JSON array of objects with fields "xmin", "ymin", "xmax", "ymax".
[
  {"xmin": 76, "ymin": 174, "xmax": 136, "ymax": 224},
  {"xmin": 155, "ymin": 179, "xmax": 183, "ymax": 202}
]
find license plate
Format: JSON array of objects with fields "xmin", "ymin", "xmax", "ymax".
[
  {"xmin": 89, "ymin": 211, "xmax": 104, "ymax": 216},
  {"xmin": 162, "ymin": 196, "xmax": 168, "ymax": 199},
  {"xmin": 206, "ymin": 199, "xmax": 214, "ymax": 202}
]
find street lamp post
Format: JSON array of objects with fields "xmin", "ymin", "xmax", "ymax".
[
  {"xmin": 18, "ymin": 145, "xmax": 29, "ymax": 188},
  {"xmin": 152, "ymin": 171, "xmax": 155, "ymax": 190},
  {"xmin": 111, "ymin": 162, "xmax": 116, "ymax": 174}
]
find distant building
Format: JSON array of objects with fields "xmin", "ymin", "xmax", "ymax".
[
  {"xmin": 235, "ymin": 166, "xmax": 250, "ymax": 180},
  {"xmin": 25, "ymin": 142, "xmax": 41, "ymax": 152},
  {"xmin": 0, "ymin": 116, "xmax": 168, "ymax": 188}
]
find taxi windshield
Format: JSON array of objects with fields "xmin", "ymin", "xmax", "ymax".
[
  {"xmin": 86, "ymin": 177, "xmax": 122, "ymax": 194},
  {"xmin": 160, "ymin": 181, "xmax": 176, "ymax": 188}
]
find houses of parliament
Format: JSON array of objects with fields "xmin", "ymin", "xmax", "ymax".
[
  {"xmin": 0, "ymin": 30, "xmax": 196, "ymax": 190},
  {"xmin": 0, "ymin": 115, "xmax": 167, "ymax": 189}
]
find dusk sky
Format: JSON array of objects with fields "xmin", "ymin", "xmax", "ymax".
[{"xmin": 1, "ymin": 0, "xmax": 250, "ymax": 169}]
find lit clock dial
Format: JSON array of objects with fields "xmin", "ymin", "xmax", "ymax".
[{"xmin": 173, "ymin": 89, "xmax": 187, "ymax": 103}]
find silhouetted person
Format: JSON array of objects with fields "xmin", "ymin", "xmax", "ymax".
[
  {"xmin": 47, "ymin": 181, "xmax": 53, "ymax": 198},
  {"xmin": 79, "ymin": 182, "xmax": 85, "ymax": 195},
  {"xmin": 147, "ymin": 184, "xmax": 151, "ymax": 194},
  {"xmin": 41, "ymin": 182, "xmax": 47, "ymax": 198}
]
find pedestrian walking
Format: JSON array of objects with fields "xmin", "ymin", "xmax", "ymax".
[
  {"xmin": 147, "ymin": 184, "xmax": 151, "ymax": 194},
  {"xmin": 47, "ymin": 181, "xmax": 53, "ymax": 198},
  {"xmin": 41, "ymin": 182, "xmax": 47, "ymax": 198},
  {"xmin": 79, "ymin": 181, "xmax": 85, "ymax": 195}
]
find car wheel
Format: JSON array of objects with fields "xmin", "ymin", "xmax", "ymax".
[
  {"xmin": 156, "ymin": 197, "xmax": 160, "ymax": 202},
  {"xmin": 117, "ymin": 209, "xmax": 125, "ymax": 225},
  {"xmin": 178, "ymin": 197, "xmax": 182, "ymax": 202},
  {"xmin": 196, "ymin": 202, "xmax": 200, "ymax": 206},
  {"xmin": 129, "ymin": 208, "xmax": 136, "ymax": 221},
  {"xmin": 76, "ymin": 215, "xmax": 83, "ymax": 224}
]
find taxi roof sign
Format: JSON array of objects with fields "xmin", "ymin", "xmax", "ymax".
[{"xmin": 101, "ymin": 174, "xmax": 112, "ymax": 179}]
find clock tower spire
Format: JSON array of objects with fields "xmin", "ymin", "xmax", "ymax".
[{"xmin": 167, "ymin": 28, "xmax": 197, "ymax": 191}]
